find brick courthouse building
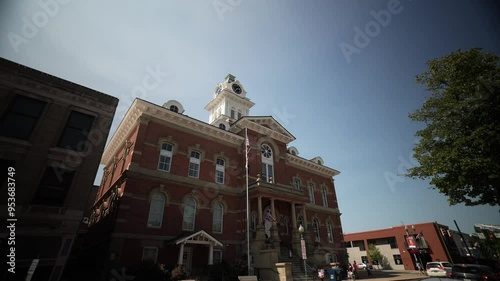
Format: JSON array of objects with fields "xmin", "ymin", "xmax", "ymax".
[{"xmin": 84, "ymin": 75, "xmax": 346, "ymax": 280}]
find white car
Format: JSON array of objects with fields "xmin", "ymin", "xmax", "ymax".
[
  {"xmin": 426, "ymin": 261, "xmax": 452, "ymax": 277},
  {"xmin": 357, "ymin": 263, "xmax": 372, "ymax": 270}
]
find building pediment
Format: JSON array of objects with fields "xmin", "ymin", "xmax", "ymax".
[{"xmin": 231, "ymin": 116, "xmax": 296, "ymax": 144}]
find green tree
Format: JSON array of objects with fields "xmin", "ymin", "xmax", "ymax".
[
  {"xmin": 407, "ymin": 48, "xmax": 500, "ymax": 206},
  {"xmin": 368, "ymin": 244, "xmax": 384, "ymax": 269}
]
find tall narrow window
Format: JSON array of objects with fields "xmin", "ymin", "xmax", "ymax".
[
  {"xmin": 57, "ymin": 110, "xmax": 95, "ymax": 151},
  {"xmin": 0, "ymin": 95, "xmax": 46, "ymax": 140},
  {"xmin": 32, "ymin": 166, "xmax": 75, "ymax": 207},
  {"xmin": 212, "ymin": 203, "xmax": 224, "ymax": 233},
  {"xmin": 237, "ymin": 110, "xmax": 242, "ymax": 119},
  {"xmin": 297, "ymin": 214, "xmax": 304, "ymax": 229},
  {"xmin": 293, "ymin": 178, "xmax": 301, "ymax": 190},
  {"xmin": 321, "ymin": 187, "xmax": 328, "ymax": 207},
  {"xmin": 215, "ymin": 158, "xmax": 225, "ymax": 184},
  {"xmin": 308, "ymin": 183, "xmax": 315, "ymax": 204},
  {"xmin": 313, "ymin": 219, "xmax": 320, "ymax": 242},
  {"xmin": 230, "ymin": 109, "xmax": 235, "ymax": 119},
  {"xmin": 188, "ymin": 151, "xmax": 201, "ymax": 178},
  {"xmin": 158, "ymin": 143, "xmax": 173, "ymax": 171},
  {"xmin": 147, "ymin": 193, "xmax": 165, "ymax": 228},
  {"xmin": 183, "ymin": 198, "xmax": 196, "ymax": 231},
  {"xmin": 213, "ymin": 249, "xmax": 223, "ymax": 264},
  {"xmin": 261, "ymin": 144, "xmax": 274, "ymax": 183},
  {"xmin": 327, "ymin": 221, "xmax": 334, "ymax": 243},
  {"xmin": 284, "ymin": 217, "xmax": 289, "ymax": 234}
]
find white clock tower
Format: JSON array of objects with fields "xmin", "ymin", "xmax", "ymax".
[{"xmin": 205, "ymin": 74, "xmax": 255, "ymax": 130}]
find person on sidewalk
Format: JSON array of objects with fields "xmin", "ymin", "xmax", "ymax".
[{"xmin": 366, "ymin": 264, "xmax": 374, "ymax": 277}]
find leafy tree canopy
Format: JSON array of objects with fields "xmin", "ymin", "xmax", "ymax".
[{"xmin": 407, "ymin": 48, "xmax": 500, "ymax": 206}]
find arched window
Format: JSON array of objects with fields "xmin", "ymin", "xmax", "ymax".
[
  {"xmin": 169, "ymin": 105, "xmax": 179, "ymax": 113},
  {"xmin": 147, "ymin": 193, "xmax": 165, "ymax": 228},
  {"xmin": 321, "ymin": 187, "xmax": 328, "ymax": 207},
  {"xmin": 313, "ymin": 219, "xmax": 320, "ymax": 242},
  {"xmin": 308, "ymin": 183, "xmax": 315, "ymax": 204},
  {"xmin": 212, "ymin": 203, "xmax": 224, "ymax": 233},
  {"xmin": 251, "ymin": 211, "xmax": 257, "ymax": 231},
  {"xmin": 188, "ymin": 151, "xmax": 201, "ymax": 178},
  {"xmin": 219, "ymin": 123, "xmax": 226, "ymax": 130},
  {"xmin": 183, "ymin": 198, "xmax": 196, "ymax": 231},
  {"xmin": 261, "ymin": 144, "xmax": 274, "ymax": 183},
  {"xmin": 293, "ymin": 178, "xmax": 301, "ymax": 190},
  {"xmin": 297, "ymin": 214, "xmax": 304, "ymax": 229},
  {"xmin": 158, "ymin": 143, "xmax": 173, "ymax": 172},
  {"xmin": 327, "ymin": 221, "xmax": 334, "ymax": 243},
  {"xmin": 215, "ymin": 158, "xmax": 225, "ymax": 184}
]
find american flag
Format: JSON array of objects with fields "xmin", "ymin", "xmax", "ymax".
[{"xmin": 416, "ymin": 232, "xmax": 422, "ymax": 239}]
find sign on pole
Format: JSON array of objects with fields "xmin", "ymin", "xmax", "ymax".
[
  {"xmin": 301, "ymin": 239, "xmax": 307, "ymax": 260},
  {"xmin": 406, "ymin": 236, "xmax": 416, "ymax": 248}
]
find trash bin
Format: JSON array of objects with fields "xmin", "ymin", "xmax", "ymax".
[
  {"xmin": 333, "ymin": 268, "xmax": 343, "ymax": 281},
  {"xmin": 326, "ymin": 269, "xmax": 338, "ymax": 281}
]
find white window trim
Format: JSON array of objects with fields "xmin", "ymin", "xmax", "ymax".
[
  {"xmin": 313, "ymin": 219, "xmax": 320, "ymax": 242},
  {"xmin": 215, "ymin": 158, "xmax": 225, "ymax": 184},
  {"xmin": 147, "ymin": 193, "xmax": 165, "ymax": 228},
  {"xmin": 321, "ymin": 188, "xmax": 328, "ymax": 207},
  {"xmin": 189, "ymin": 151, "xmax": 201, "ymax": 178},
  {"xmin": 261, "ymin": 144, "xmax": 274, "ymax": 183},
  {"xmin": 308, "ymin": 183, "xmax": 315, "ymax": 204},
  {"xmin": 327, "ymin": 221, "xmax": 334, "ymax": 243},
  {"xmin": 142, "ymin": 247, "xmax": 158, "ymax": 263},
  {"xmin": 212, "ymin": 203, "xmax": 224, "ymax": 233},
  {"xmin": 183, "ymin": 198, "xmax": 196, "ymax": 231},
  {"xmin": 213, "ymin": 249, "xmax": 223, "ymax": 264},
  {"xmin": 158, "ymin": 143, "xmax": 173, "ymax": 172}
]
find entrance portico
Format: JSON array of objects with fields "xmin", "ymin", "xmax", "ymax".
[{"xmin": 175, "ymin": 230, "xmax": 223, "ymax": 266}]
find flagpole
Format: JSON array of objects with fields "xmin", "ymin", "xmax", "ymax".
[{"xmin": 245, "ymin": 128, "xmax": 251, "ymax": 275}]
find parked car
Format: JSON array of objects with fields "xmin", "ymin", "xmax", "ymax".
[
  {"xmin": 358, "ymin": 263, "xmax": 372, "ymax": 270},
  {"xmin": 426, "ymin": 261, "xmax": 453, "ymax": 277},
  {"xmin": 449, "ymin": 264, "xmax": 498, "ymax": 280}
]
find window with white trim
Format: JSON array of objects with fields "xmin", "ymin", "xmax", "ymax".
[
  {"xmin": 158, "ymin": 143, "xmax": 173, "ymax": 171},
  {"xmin": 327, "ymin": 221, "xmax": 334, "ymax": 243},
  {"xmin": 308, "ymin": 183, "xmax": 315, "ymax": 204},
  {"xmin": 297, "ymin": 214, "xmax": 304, "ymax": 229},
  {"xmin": 147, "ymin": 193, "xmax": 165, "ymax": 228},
  {"xmin": 313, "ymin": 219, "xmax": 320, "ymax": 242},
  {"xmin": 321, "ymin": 187, "xmax": 328, "ymax": 207},
  {"xmin": 213, "ymin": 249, "xmax": 223, "ymax": 264},
  {"xmin": 230, "ymin": 109, "xmax": 235, "ymax": 119},
  {"xmin": 215, "ymin": 158, "xmax": 225, "ymax": 184},
  {"xmin": 142, "ymin": 247, "xmax": 158, "ymax": 263},
  {"xmin": 293, "ymin": 178, "xmax": 301, "ymax": 190},
  {"xmin": 212, "ymin": 203, "xmax": 224, "ymax": 233},
  {"xmin": 183, "ymin": 198, "xmax": 196, "ymax": 231},
  {"xmin": 261, "ymin": 144, "xmax": 274, "ymax": 183},
  {"xmin": 188, "ymin": 151, "xmax": 201, "ymax": 178}
]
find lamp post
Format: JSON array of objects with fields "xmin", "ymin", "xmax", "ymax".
[{"xmin": 299, "ymin": 224, "xmax": 308, "ymax": 281}]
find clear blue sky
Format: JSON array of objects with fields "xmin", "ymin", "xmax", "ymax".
[{"xmin": 1, "ymin": 0, "xmax": 499, "ymax": 234}]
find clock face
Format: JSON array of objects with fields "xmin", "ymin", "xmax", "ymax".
[{"xmin": 232, "ymin": 84, "xmax": 242, "ymax": 94}]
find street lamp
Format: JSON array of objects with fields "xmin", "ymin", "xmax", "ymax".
[{"xmin": 299, "ymin": 224, "xmax": 308, "ymax": 281}]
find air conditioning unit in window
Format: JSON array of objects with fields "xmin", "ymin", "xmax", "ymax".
[{"xmin": 82, "ymin": 217, "xmax": 89, "ymax": 224}]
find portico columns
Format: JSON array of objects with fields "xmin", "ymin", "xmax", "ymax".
[
  {"xmin": 178, "ymin": 243, "xmax": 185, "ymax": 265},
  {"xmin": 291, "ymin": 203, "xmax": 297, "ymax": 228},
  {"xmin": 258, "ymin": 196, "xmax": 263, "ymax": 225},
  {"xmin": 208, "ymin": 243, "xmax": 214, "ymax": 265}
]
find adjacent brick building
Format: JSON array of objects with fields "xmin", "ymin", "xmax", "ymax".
[
  {"xmin": 344, "ymin": 222, "xmax": 476, "ymax": 271},
  {"xmin": 0, "ymin": 58, "xmax": 118, "ymax": 281},
  {"xmin": 85, "ymin": 74, "xmax": 346, "ymax": 280}
]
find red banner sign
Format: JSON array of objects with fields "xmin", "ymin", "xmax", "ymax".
[
  {"xmin": 407, "ymin": 236, "xmax": 416, "ymax": 248},
  {"xmin": 301, "ymin": 240, "xmax": 307, "ymax": 259}
]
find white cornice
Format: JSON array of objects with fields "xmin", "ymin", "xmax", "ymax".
[
  {"xmin": 101, "ymin": 99, "xmax": 244, "ymax": 166},
  {"xmin": 232, "ymin": 117, "xmax": 296, "ymax": 144},
  {"xmin": 287, "ymin": 154, "xmax": 340, "ymax": 178},
  {"xmin": 204, "ymin": 91, "xmax": 255, "ymax": 111}
]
